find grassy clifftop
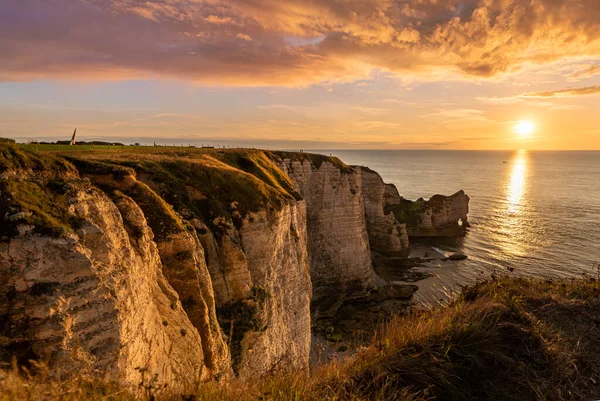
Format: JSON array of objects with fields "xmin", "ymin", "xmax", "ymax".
[
  {"xmin": 0, "ymin": 144, "xmax": 84, "ymax": 237},
  {"xmin": 64, "ymin": 148, "xmax": 304, "ymax": 234},
  {"xmin": 1, "ymin": 145, "xmax": 326, "ymax": 238},
  {"xmin": 2, "ymin": 144, "xmax": 356, "ymax": 238},
  {"xmin": 0, "ymin": 144, "xmax": 359, "ymax": 240},
  {"xmin": 2, "ymin": 276, "xmax": 599, "ymax": 400}
]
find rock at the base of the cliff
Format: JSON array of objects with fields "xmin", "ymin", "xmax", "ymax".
[{"xmin": 387, "ymin": 190, "xmax": 470, "ymax": 238}]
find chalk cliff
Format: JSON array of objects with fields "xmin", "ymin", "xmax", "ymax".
[
  {"xmin": 0, "ymin": 144, "xmax": 468, "ymax": 389},
  {"xmin": 72, "ymin": 151, "xmax": 311, "ymax": 377},
  {"xmin": 0, "ymin": 168, "xmax": 227, "ymax": 390},
  {"xmin": 275, "ymin": 155, "xmax": 376, "ymax": 315},
  {"xmin": 359, "ymin": 167, "xmax": 409, "ymax": 254}
]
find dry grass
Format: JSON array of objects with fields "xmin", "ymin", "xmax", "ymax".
[{"xmin": 2, "ymin": 277, "xmax": 600, "ymax": 401}]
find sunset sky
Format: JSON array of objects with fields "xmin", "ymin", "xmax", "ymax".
[{"xmin": 2, "ymin": 0, "xmax": 600, "ymax": 149}]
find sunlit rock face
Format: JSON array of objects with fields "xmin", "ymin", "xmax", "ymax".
[
  {"xmin": 235, "ymin": 203, "xmax": 311, "ymax": 377},
  {"xmin": 278, "ymin": 159, "xmax": 376, "ymax": 315},
  {"xmin": 197, "ymin": 202, "xmax": 311, "ymax": 377},
  {"xmin": 0, "ymin": 184, "xmax": 224, "ymax": 391},
  {"xmin": 78, "ymin": 165, "xmax": 310, "ymax": 378},
  {"xmin": 359, "ymin": 167, "xmax": 409, "ymax": 253}
]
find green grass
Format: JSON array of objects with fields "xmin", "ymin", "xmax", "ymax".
[
  {"xmin": 20, "ymin": 144, "xmax": 163, "ymax": 152},
  {"xmin": 0, "ymin": 145, "xmax": 314, "ymax": 239},
  {"xmin": 0, "ymin": 144, "xmax": 75, "ymax": 175},
  {"xmin": 62, "ymin": 149, "xmax": 302, "ymax": 236},
  {"xmin": 2, "ymin": 277, "xmax": 600, "ymax": 400},
  {"xmin": 0, "ymin": 144, "xmax": 83, "ymax": 237},
  {"xmin": 386, "ymin": 199, "xmax": 425, "ymax": 226}
]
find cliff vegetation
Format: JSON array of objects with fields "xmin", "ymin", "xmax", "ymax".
[
  {"xmin": 0, "ymin": 143, "xmax": 83, "ymax": 237},
  {"xmin": 2, "ymin": 276, "xmax": 599, "ymax": 401},
  {"xmin": 64, "ymin": 149, "xmax": 304, "ymax": 233}
]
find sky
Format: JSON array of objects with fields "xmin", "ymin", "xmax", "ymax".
[{"xmin": 1, "ymin": 0, "xmax": 600, "ymax": 150}]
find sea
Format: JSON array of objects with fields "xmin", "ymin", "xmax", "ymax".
[{"xmin": 324, "ymin": 150, "xmax": 600, "ymax": 305}]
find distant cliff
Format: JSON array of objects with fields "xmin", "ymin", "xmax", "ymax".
[{"xmin": 0, "ymin": 144, "xmax": 469, "ymax": 389}]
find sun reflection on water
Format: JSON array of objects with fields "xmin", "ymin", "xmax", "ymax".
[
  {"xmin": 497, "ymin": 150, "xmax": 530, "ymax": 257},
  {"xmin": 507, "ymin": 150, "xmax": 528, "ymax": 215}
]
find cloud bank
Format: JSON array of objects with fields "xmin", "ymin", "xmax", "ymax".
[{"xmin": 2, "ymin": 0, "xmax": 600, "ymax": 85}]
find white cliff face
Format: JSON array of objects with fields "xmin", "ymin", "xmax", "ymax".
[
  {"xmin": 195, "ymin": 202, "xmax": 311, "ymax": 376},
  {"xmin": 0, "ymin": 186, "xmax": 221, "ymax": 390},
  {"xmin": 195, "ymin": 221, "xmax": 252, "ymax": 306},
  {"xmin": 235, "ymin": 202, "xmax": 311, "ymax": 377},
  {"xmin": 359, "ymin": 168, "xmax": 409, "ymax": 253},
  {"xmin": 279, "ymin": 160, "xmax": 375, "ymax": 314},
  {"xmin": 74, "ymin": 157, "xmax": 312, "ymax": 378}
]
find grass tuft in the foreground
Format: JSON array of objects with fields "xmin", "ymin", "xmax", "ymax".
[{"xmin": 2, "ymin": 276, "xmax": 600, "ymax": 400}]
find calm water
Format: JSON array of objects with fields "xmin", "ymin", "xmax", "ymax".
[{"xmin": 326, "ymin": 150, "xmax": 600, "ymax": 304}]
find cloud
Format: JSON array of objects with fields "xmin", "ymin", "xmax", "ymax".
[
  {"xmin": 478, "ymin": 83, "xmax": 600, "ymax": 103},
  {"xmin": 2, "ymin": 0, "xmax": 600, "ymax": 85},
  {"xmin": 521, "ymin": 85, "xmax": 600, "ymax": 98},
  {"xmin": 236, "ymin": 33, "xmax": 252, "ymax": 41},
  {"xmin": 421, "ymin": 108, "xmax": 488, "ymax": 121},
  {"xmin": 571, "ymin": 64, "xmax": 600, "ymax": 79}
]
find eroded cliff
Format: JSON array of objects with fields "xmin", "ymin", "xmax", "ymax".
[
  {"xmin": 0, "ymin": 144, "xmax": 469, "ymax": 389},
  {"xmin": 359, "ymin": 167, "xmax": 409, "ymax": 254},
  {"xmin": 0, "ymin": 149, "xmax": 227, "ymax": 390},
  {"xmin": 67, "ymin": 150, "xmax": 311, "ymax": 377}
]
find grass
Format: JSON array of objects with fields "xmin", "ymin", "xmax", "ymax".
[
  {"xmin": 62, "ymin": 149, "xmax": 302, "ymax": 236},
  {"xmin": 270, "ymin": 151, "xmax": 355, "ymax": 174},
  {"xmin": 20, "ymin": 144, "xmax": 165, "ymax": 152},
  {"xmin": 2, "ymin": 276, "xmax": 600, "ymax": 400},
  {"xmin": 386, "ymin": 199, "xmax": 425, "ymax": 226},
  {"xmin": 0, "ymin": 144, "xmax": 75, "ymax": 176},
  {"xmin": 0, "ymin": 144, "xmax": 83, "ymax": 238},
  {"xmin": 4, "ymin": 144, "xmax": 306, "ymax": 239}
]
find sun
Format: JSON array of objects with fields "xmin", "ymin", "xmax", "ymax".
[{"xmin": 513, "ymin": 120, "xmax": 536, "ymax": 137}]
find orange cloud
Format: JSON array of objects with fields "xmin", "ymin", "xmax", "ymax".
[
  {"xmin": 2, "ymin": 0, "xmax": 600, "ymax": 85},
  {"xmin": 521, "ymin": 85, "xmax": 600, "ymax": 98}
]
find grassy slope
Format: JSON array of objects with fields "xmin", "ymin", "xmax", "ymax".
[
  {"xmin": 2, "ymin": 276, "xmax": 599, "ymax": 401},
  {"xmin": 60, "ymin": 148, "xmax": 303, "ymax": 233},
  {"xmin": 0, "ymin": 144, "xmax": 84, "ymax": 237}
]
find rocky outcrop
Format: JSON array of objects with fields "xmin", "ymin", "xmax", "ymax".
[
  {"xmin": 277, "ymin": 157, "xmax": 375, "ymax": 315},
  {"xmin": 73, "ymin": 156, "xmax": 311, "ymax": 378},
  {"xmin": 71, "ymin": 169, "xmax": 232, "ymax": 379},
  {"xmin": 386, "ymin": 190, "xmax": 470, "ymax": 237},
  {"xmin": 359, "ymin": 167, "xmax": 409, "ymax": 254},
  {"xmin": 0, "ymin": 181, "xmax": 223, "ymax": 390}
]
